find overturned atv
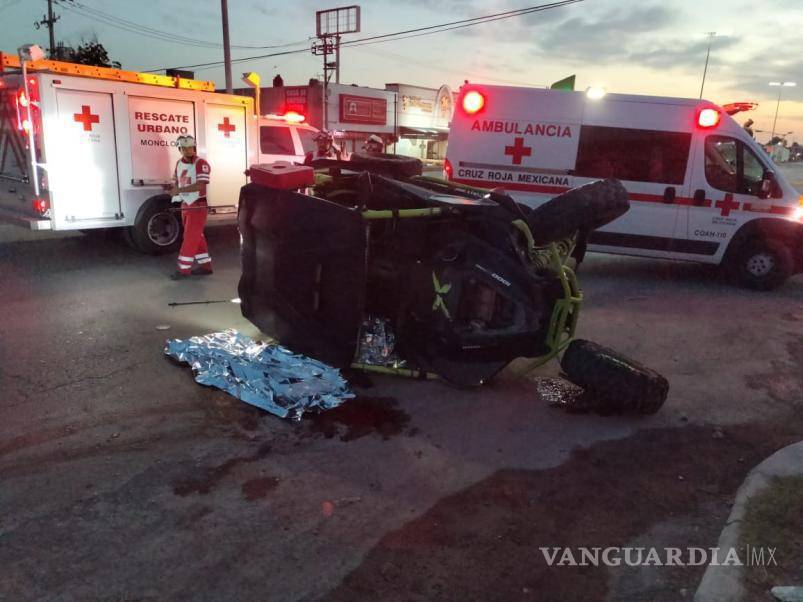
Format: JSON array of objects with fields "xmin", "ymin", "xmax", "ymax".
[{"xmin": 237, "ymin": 155, "xmax": 668, "ymax": 413}]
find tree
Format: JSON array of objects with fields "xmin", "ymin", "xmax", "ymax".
[{"xmin": 66, "ymin": 41, "xmax": 121, "ymax": 69}]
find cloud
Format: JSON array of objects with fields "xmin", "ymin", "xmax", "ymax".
[
  {"xmin": 251, "ymin": 5, "xmax": 279, "ymax": 17},
  {"xmin": 628, "ymin": 36, "xmax": 739, "ymax": 71},
  {"xmin": 529, "ymin": 3, "xmax": 678, "ymax": 63}
]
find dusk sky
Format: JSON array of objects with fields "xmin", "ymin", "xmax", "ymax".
[{"xmin": 2, "ymin": 0, "xmax": 801, "ymax": 143}]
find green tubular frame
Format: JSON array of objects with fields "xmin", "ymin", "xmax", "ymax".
[
  {"xmin": 533, "ymin": 243, "xmax": 583, "ymax": 368},
  {"xmin": 349, "ymin": 362, "xmax": 439, "ymax": 379},
  {"xmin": 361, "ymin": 208, "xmax": 443, "ymax": 220}
]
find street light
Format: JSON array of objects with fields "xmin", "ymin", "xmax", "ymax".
[{"xmin": 769, "ymin": 81, "xmax": 796, "ymax": 140}]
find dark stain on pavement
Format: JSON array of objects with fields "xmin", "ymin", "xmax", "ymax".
[
  {"xmin": 175, "ymin": 504, "xmax": 213, "ymax": 529},
  {"xmin": 241, "ymin": 476, "xmax": 280, "ymax": 501},
  {"xmin": 307, "ymin": 396, "xmax": 410, "ymax": 442},
  {"xmin": 326, "ymin": 414, "xmax": 803, "ymax": 602},
  {"xmin": 172, "ymin": 442, "xmax": 272, "ymax": 497},
  {"xmin": 746, "ymin": 338, "xmax": 803, "ymax": 405}
]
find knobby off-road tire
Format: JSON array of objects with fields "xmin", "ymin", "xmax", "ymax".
[
  {"xmin": 560, "ymin": 339, "xmax": 669, "ymax": 415},
  {"xmin": 526, "ymin": 178, "xmax": 630, "ymax": 246},
  {"xmin": 349, "ymin": 153, "xmax": 423, "ymax": 178}
]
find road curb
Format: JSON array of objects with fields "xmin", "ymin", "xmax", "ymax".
[{"xmin": 694, "ymin": 441, "xmax": 803, "ymax": 602}]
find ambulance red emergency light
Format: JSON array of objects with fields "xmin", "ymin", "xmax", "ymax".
[{"xmin": 445, "ymin": 83, "xmax": 803, "ymax": 290}]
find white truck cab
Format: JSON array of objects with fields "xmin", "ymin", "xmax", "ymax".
[
  {"xmin": 257, "ymin": 113, "xmax": 319, "ymax": 164},
  {"xmin": 445, "ymin": 84, "xmax": 803, "ymax": 289}
]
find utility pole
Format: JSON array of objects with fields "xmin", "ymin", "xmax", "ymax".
[
  {"xmin": 34, "ymin": 0, "xmax": 61, "ymax": 59},
  {"xmin": 699, "ymin": 31, "xmax": 716, "ymax": 99},
  {"xmin": 221, "ymin": 0, "xmax": 233, "ymax": 93}
]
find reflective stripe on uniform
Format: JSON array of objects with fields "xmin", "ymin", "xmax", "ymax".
[{"xmin": 197, "ymin": 257, "xmax": 212, "ymax": 264}]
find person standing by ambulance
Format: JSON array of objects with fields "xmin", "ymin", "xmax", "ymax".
[{"xmin": 167, "ymin": 135, "xmax": 213, "ymax": 280}]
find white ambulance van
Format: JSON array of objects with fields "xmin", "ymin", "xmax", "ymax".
[
  {"xmin": 0, "ymin": 49, "xmax": 319, "ymax": 253},
  {"xmin": 445, "ymin": 84, "xmax": 803, "ymax": 289}
]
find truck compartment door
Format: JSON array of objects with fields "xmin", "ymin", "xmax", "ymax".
[
  {"xmin": 52, "ymin": 89, "xmax": 120, "ymax": 226},
  {"xmin": 205, "ymin": 103, "xmax": 247, "ymax": 208}
]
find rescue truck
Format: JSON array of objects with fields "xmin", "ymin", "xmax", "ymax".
[
  {"xmin": 0, "ymin": 47, "xmax": 318, "ymax": 253},
  {"xmin": 445, "ymin": 84, "xmax": 803, "ymax": 289}
]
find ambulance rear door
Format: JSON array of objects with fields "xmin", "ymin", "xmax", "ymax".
[
  {"xmin": 580, "ymin": 98, "xmax": 693, "ymax": 258},
  {"xmin": 447, "ymin": 86, "xmax": 581, "ymax": 199},
  {"xmin": 50, "ymin": 88, "xmax": 121, "ymax": 227},
  {"xmin": 205, "ymin": 102, "xmax": 248, "ymax": 208}
]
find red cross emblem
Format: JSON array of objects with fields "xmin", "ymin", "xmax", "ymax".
[
  {"xmin": 715, "ymin": 193, "xmax": 739, "ymax": 217},
  {"xmin": 504, "ymin": 137, "xmax": 532, "ymax": 165},
  {"xmin": 218, "ymin": 117, "xmax": 236, "ymax": 137},
  {"xmin": 73, "ymin": 105, "xmax": 99, "ymax": 131}
]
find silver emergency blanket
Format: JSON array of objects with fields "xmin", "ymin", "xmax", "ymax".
[{"xmin": 165, "ymin": 329, "xmax": 353, "ymax": 419}]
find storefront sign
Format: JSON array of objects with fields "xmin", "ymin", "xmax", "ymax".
[
  {"xmin": 339, "ymin": 94, "xmax": 387, "ymax": 125},
  {"xmin": 284, "ymin": 86, "xmax": 308, "ymax": 115}
]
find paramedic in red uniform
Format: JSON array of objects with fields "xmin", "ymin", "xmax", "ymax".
[{"xmin": 167, "ymin": 135, "xmax": 213, "ymax": 280}]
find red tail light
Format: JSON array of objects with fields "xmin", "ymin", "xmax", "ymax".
[
  {"xmin": 697, "ymin": 108, "xmax": 720, "ymax": 129},
  {"xmin": 32, "ymin": 197, "xmax": 49, "ymax": 215},
  {"xmin": 15, "ymin": 79, "xmax": 42, "ymax": 135},
  {"xmin": 444, "ymin": 157, "xmax": 453, "ymax": 180},
  {"xmin": 462, "ymin": 91, "xmax": 485, "ymax": 115}
]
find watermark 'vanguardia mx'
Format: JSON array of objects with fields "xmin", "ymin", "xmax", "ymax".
[{"xmin": 540, "ymin": 546, "xmax": 778, "ymax": 567}]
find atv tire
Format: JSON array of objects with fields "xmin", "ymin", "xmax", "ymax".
[
  {"xmin": 526, "ymin": 179, "xmax": 629, "ymax": 246},
  {"xmin": 349, "ymin": 153, "xmax": 423, "ymax": 178},
  {"xmin": 560, "ymin": 339, "xmax": 669, "ymax": 415}
]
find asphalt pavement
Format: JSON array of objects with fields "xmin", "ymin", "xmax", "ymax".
[{"xmin": 1, "ymin": 166, "xmax": 802, "ymax": 599}]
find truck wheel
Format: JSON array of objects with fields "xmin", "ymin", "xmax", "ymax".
[
  {"xmin": 130, "ymin": 195, "xmax": 182, "ymax": 255},
  {"xmin": 349, "ymin": 153, "xmax": 423, "ymax": 178},
  {"xmin": 560, "ymin": 339, "xmax": 669, "ymax": 415},
  {"xmin": 526, "ymin": 179, "xmax": 629, "ymax": 246},
  {"xmin": 729, "ymin": 238, "xmax": 793, "ymax": 291}
]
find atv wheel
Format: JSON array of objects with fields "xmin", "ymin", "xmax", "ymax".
[
  {"xmin": 560, "ymin": 339, "xmax": 669, "ymax": 415},
  {"xmin": 349, "ymin": 153, "xmax": 423, "ymax": 178},
  {"xmin": 526, "ymin": 179, "xmax": 629, "ymax": 246}
]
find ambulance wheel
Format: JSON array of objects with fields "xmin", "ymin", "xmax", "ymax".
[
  {"xmin": 731, "ymin": 238, "xmax": 793, "ymax": 291},
  {"xmin": 130, "ymin": 195, "xmax": 183, "ymax": 255},
  {"xmin": 349, "ymin": 153, "xmax": 423, "ymax": 178},
  {"xmin": 560, "ymin": 339, "xmax": 669, "ymax": 415},
  {"xmin": 526, "ymin": 179, "xmax": 629, "ymax": 246}
]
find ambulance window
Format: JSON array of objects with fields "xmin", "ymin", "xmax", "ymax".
[
  {"xmin": 297, "ymin": 129, "xmax": 318, "ymax": 154},
  {"xmin": 742, "ymin": 146, "xmax": 765, "ymax": 190},
  {"xmin": 260, "ymin": 126, "xmax": 295, "ymax": 155},
  {"xmin": 575, "ymin": 126, "xmax": 690, "ymax": 184},
  {"xmin": 704, "ymin": 136, "xmax": 767, "ymax": 196}
]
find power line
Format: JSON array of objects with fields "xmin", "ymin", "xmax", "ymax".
[
  {"xmin": 141, "ymin": 0, "xmax": 584, "ymax": 72},
  {"xmin": 344, "ymin": 1, "xmax": 583, "ymax": 49},
  {"xmin": 54, "ymin": 0, "xmax": 310, "ymax": 50}
]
